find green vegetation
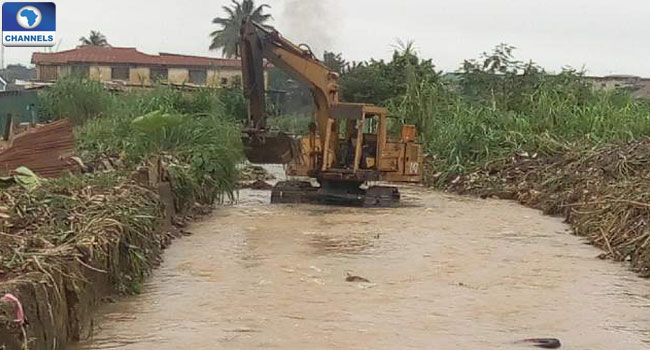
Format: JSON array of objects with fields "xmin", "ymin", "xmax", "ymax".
[
  {"xmin": 341, "ymin": 41, "xmax": 439, "ymax": 106},
  {"xmin": 209, "ymin": 0, "xmax": 272, "ymax": 58},
  {"xmin": 0, "ymin": 78, "xmax": 245, "ymax": 304},
  {"xmin": 350, "ymin": 44, "xmax": 650, "ymax": 183},
  {"xmin": 39, "ymin": 78, "xmax": 244, "ymax": 208},
  {"xmin": 79, "ymin": 30, "xmax": 109, "ymax": 46},
  {"xmin": 346, "ymin": 43, "xmax": 650, "ymax": 272},
  {"xmin": 266, "ymin": 113, "xmax": 311, "ymax": 134},
  {"xmin": 39, "ymin": 77, "xmax": 111, "ymax": 124}
]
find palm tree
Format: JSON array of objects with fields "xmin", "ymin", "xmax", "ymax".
[
  {"xmin": 209, "ymin": 0, "xmax": 271, "ymax": 58},
  {"xmin": 79, "ymin": 30, "xmax": 109, "ymax": 47}
]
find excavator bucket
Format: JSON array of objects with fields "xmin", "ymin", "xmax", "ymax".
[{"xmin": 242, "ymin": 130, "xmax": 298, "ymax": 164}]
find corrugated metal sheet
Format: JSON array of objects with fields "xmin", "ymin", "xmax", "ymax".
[{"xmin": 0, "ymin": 119, "xmax": 76, "ymax": 178}]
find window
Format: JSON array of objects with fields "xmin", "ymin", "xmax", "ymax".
[
  {"xmin": 70, "ymin": 65, "xmax": 89, "ymax": 78},
  {"xmin": 111, "ymin": 67, "xmax": 129, "ymax": 81},
  {"xmin": 151, "ymin": 67, "xmax": 168, "ymax": 82},
  {"xmin": 188, "ymin": 69, "xmax": 206, "ymax": 85},
  {"xmin": 220, "ymin": 77, "xmax": 228, "ymax": 86},
  {"xmin": 39, "ymin": 65, "xmax": 58, "ymax": 81}
]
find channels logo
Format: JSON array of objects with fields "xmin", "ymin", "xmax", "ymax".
[{"xmin": 2, "ymin": 2, "xmax": 56, "ymax": 47}]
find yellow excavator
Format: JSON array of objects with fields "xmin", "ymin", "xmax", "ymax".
[{"xmin": 240, "ymin": 19, "xmax": 423, "ymax": 207}]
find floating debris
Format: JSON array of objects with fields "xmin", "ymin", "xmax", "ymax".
[
  {"xmin": 517, "ymin": 338, "xmax": 562, "ymax": 349},
  {"xmin": 345, "ymin": 272, "xmax": 370, "ymax": 283}
]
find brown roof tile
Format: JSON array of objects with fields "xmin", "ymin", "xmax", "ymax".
[{"xmin": 32, "ymin": 46, "xmax": 241, "ymax": 68}]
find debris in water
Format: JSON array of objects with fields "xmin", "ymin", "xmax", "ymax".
[
  {"xmin": 240, "ymin": 179, "xmax": 274, "ymax": 190},
  {"xmin": 239, "ymin": 164, "xmax": 275, "ymax": 182},
  {"xmin": 101, "ymin": 297, "xmax": 117, "ymax": 304},
  {"xmin": 345, "ymin": 272, "xmax": 370, "ymax": 283},
  {"xmin": 517, "ymin": 338, "xmax": 562, "ymax": 349}
]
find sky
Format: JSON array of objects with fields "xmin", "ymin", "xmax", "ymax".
[{"xmin": 3, "ymin": 0, "xmax": 650, "ymax": 76}]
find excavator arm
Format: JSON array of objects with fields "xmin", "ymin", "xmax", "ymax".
[
  {"xmin": 240, "ymin": 19, "xmax": 340, "ymax": 165},
  {"xmin": 239, "ymin": 19, "xmax": 423, "ymax": 207}
]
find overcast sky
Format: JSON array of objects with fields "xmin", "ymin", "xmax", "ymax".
[{"xmin": 4, "ymin": 0, "xmax": 650, "ymax": 76}]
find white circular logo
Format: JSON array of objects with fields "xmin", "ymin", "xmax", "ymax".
[{"xmin": 16, "ymin": 6, "xmax": 42, "ymax": 29}]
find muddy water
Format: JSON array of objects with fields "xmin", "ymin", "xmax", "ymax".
[{"xmin": 73, "ymin": 180, "xmax": 650, "ymax": 349}]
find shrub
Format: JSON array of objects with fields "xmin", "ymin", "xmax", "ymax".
[{"xmin": 38, "ymin": 76, "xmax": 111, "ymax": 124}]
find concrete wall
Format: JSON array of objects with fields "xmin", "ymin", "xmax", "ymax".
[
  {"xmin": 586, "ymin": 76, "xmax": 650, "ymax": 99},
  {"xmin": 89, "ymin": 65, "xmax": 111, "ymax": 81},
  {"xmin": 36, "ymin": 65, "xmax": 58, "ymax": 81},
  {"xmin": 129, "ymin": 67, "xmax": 150, "ymax": 85},
  {"xmin": 57, "ymin": 65, "xmax": 70, "ymax": 79},
  {"xmin": 168, "ymin": 68, "xmax": 189, "ymax": 84},
  {"xmin": 38, "ymin": 63, "xmax": 263, "ymax": 88}
]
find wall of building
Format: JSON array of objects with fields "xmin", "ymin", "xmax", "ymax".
[
  {"xmin": 129, "ymin": 67, "xmax": 150, "ymax": 85},
  {"xmin": 206, "ymin": 68, "xmax": 243, "ymax": 87},
  {"xmin": 168, "ymin": 68, "xmax": 189, "ymax": 84},
  {"xmin": 57, "ymin": 65, "xmax": 70, "ymax": 79},
  {"xmin": 585, "ymin": 76, "xmax": 650, "ymax": 99},
  {"xmin": 36, "ymin": 62, "xmax": 264, "ymax": 88},
  {"xmin": 89, "ymin": 65, "xmax": 111, "ymax": 81},
  {"xmin": 36, "ymin": 65, "xmax": 58, "ymax": 81}
]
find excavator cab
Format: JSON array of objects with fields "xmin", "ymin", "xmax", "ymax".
[{"xmin": 287, "ymin": 103, "xmax": 423, "ymax": 184}]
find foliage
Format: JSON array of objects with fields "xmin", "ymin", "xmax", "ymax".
[
  {"xmin": 216, "ymin": 85, "xmax": 248, "ymax": 122},
  {"xmin": 38, "ymin": 80, "xmax": 246, "ymax": 206},
  {"xmin": 267, "ymin": 67, "xmax": 314, "ymax": 117},
  {"xmin": 38, "ymin": 76, "xmax": 110, "ymax": 124},
  {"xmin": 340, "ymin": 41, "xmax": 440, "ymax": 105},
  {"xmin": 389, "ymin": 45, "xmax": 650, "ymax": 183},
  {"xmin": 266, "ymin": 114, "xmax": 311, "ymax": 134},
  {"xmin": 323, "ymin": 51, "xmax": 347, "ymax": 74},
  {"xmin": 210, "ymin": 0, "xmax": 272, "ymax": 58},
  {"xmin": 79, "ymin": 30, "xmax": 109, "ymax": 46}
]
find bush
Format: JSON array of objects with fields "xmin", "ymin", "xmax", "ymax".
[
  {"xmin": 37, "ymin": 79, "xmax": 245, "ymax": 206},
  {"xmin": 388, "ymin": 46, "xmax": 650, "ymax": 183},
  {"xmin": 39, "ymin": 76, "xmax": 111, "ymax": 124}
]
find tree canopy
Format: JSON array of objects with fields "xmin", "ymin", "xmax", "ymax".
[
  {"xmin": 209, "ymin": 0, "xmax": 272, "ymax": 58},
  {"xmin": 340, "ymin": 41, "xmax": 440, "ymax": 105},
  {"xmin": 79, "ymin": 30, "xmax": 109, "ymax": 47}
]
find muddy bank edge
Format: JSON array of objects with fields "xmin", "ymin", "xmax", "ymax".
[
  {"xmin": 0, "ymin": 179, "xmax": 184, "ymax": 350},
  {"xmin": 433, "ymin": 138, "xmax": 650, "ymax": 275}
]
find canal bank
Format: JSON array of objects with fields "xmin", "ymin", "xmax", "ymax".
[{"xmin": 72, "ymin": 186, "xmax": 650, "ymax": 350}]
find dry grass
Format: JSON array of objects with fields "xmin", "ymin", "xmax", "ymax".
[{"xmin": 438, "ymin": 138, "xmax": 650, "ymax": 274}]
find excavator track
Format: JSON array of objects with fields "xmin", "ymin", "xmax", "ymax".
[
  {"xmin": 271, "ymin": 181, "xmax": 400, "ymax": 207},
  {"xmin": 363, "ymin": 186, "xmax": 401, "ymax": 207},
  {"xmin": 270, "ymin": 180, "xmax": 318, "ymax": 204}
]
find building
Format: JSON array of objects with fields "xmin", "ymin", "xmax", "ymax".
[
  {"xmin": 0, "ymin": 64, "xmax": 36, "ymax": 91},
  {"xmin": 584, "ymin": 75, "xmax": 650, "ymax": 99},
  {"xmin": 31, "ymin": 46, "xmax": 247, "ymax": 87}
]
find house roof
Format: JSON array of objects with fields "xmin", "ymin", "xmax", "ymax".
[{"xmin": 31, "ymin": 46, "xmax": 241, "ymax": 68}]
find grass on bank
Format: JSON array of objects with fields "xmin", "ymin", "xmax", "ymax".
[
  {"xmin": 38, "ymin": 78, "xmax": 245, "ymax": 208},
  {"xmin": 388, "ymin": 52, "xmax": 650, "ymax": 183}
]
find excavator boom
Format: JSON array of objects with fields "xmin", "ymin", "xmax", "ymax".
[
  {"xmin": 240, "ymin": 19, "xmax": 339, "ymax": 165},
  {"xmin": 239, "ymin": 18, "xmax": 424, "ymax": 206}
]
